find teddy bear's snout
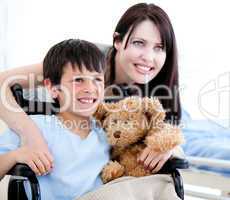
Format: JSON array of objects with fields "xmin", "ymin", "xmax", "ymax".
[{"xmin": 113, "ymin": 131, "xmax": 121, "ymax": 138}]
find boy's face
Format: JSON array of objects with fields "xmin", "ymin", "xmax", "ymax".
[{"xmin": 48, "ymin": 63, "xmax": 104, "ymax": 117}]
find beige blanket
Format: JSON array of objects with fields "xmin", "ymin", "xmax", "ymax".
[
  {"xmin": 0, "ymin": 175, "xmax": 11, "ymax": 200},
  {"xmin": 77, "ymin": 174, "xmax": 181, "ymax": 200}
]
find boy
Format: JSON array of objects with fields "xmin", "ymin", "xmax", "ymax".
[{"xmin": 0, "ymin": 39, "xmax": 110, "ymax": 199}]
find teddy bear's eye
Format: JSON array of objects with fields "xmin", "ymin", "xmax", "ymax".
[
  {"xmin": 124, "ymin": 121, "xmax": 128, "ymax": 125},
  {"xmin": 113, "ymin": 131, "xmax": 121, "ymax": 138},
  {"xmin": 113, "ymin": 119, "xmax": 118, "ymax": 123}
]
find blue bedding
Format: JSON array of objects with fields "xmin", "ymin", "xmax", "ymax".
[{"xmin": 181, "ymin": 109, "xmax": 230, "ymax": 176}]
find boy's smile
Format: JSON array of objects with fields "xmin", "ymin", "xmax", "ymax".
[
  {"xmin": 72, "ymin": 75, "xmax": 101, "ymax": 107},
  {"xmin": 77, "ymin": 97, "xmax": 97, "ymax": 104}
]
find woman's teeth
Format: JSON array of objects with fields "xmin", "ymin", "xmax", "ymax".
[{"xmin": 135, "ymin": 65, "xmax": 153, "ymax": 73}]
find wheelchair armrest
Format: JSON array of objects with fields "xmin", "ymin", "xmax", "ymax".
[
  {"xmin": 157, "ymin": 158, "xmax": 188, "ymax": 200},
  {"xmin": 7, "ymin": 163, "xmax": 37, "ymax": 180},
  {"xmin": 10, "ymin": 83, "xmax": 59, "ymax": 115},
  {"xmin": 7, "ymin": 163, "xmax": 41, "ymax": 200},
  {"xmin": 10, "ymin": 84, "xmax": 25, "ymax": 108},
  {"xmin": 158, "ymin": 158, "xmax": 189, "ymax": 174}
]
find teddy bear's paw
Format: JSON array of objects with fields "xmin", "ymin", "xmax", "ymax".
[{"xmin": 101, "ymin": 161, "xmax": 125, "ymax": 183}]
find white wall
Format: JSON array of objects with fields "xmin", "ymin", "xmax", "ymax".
[
  {"xmin": 0, "ymin": 0, "xmax": 7, "ymax": 68},
  {"xmin": 1, "ymin": 0, "xmax": 230, "ymax": 123}
]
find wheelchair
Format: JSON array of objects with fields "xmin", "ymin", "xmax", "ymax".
[
  {"xmin": 6, "ymin": 163, "xmax": 41, "ymax": 200},
  {"xmin": 4, "ymin": 81, "xmax": 189, "ymax": 200}
]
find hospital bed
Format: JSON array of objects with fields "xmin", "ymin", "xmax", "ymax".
[
  {"xmin": 181, "ymin": 109, "xmax": 230, "ymax": 199},
  {"xmin": 181, "ymin": 156, "xmax": 230, "ymax": 199}
]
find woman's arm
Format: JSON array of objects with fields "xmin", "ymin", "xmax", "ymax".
[
  {"xmin": 0, "ymin": 63, "xmax": 43, "ymax": 88},
  {"xmin": 0, "ymin": 63, "xmax": 43, "ymax": 135},
  {"xmin": 0, "ymin": 63, "xmax": 53, "ymax": 173},
  {"xmin": 0, "ymin": 146, "xmax": 48, "ymax": 179},
  {"xmin": 0, "ymin": 151, "xmax": 18, "ymax": 179}
]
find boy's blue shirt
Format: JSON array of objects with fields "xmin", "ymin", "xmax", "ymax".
[{"xmin": 0, "ymin": 115, "xmax": 110, "ymax": 200}]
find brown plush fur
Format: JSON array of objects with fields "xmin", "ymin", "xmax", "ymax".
[{"xmin": 94, "ymin": 97, "xmax": 184, "ymax": 183}]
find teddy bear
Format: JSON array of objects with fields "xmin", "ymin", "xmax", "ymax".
[{"xmin": 94, "ymin": 96, "xmax": 184, "ymax": 183}]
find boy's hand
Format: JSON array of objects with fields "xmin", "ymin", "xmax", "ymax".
[
  {"xmin": 137, "ymin": 147, "xmax": 172, "ymax": 173},
  {"xmin": 15, "ymin": 144, "xmax": 53, "ymax": 176}
]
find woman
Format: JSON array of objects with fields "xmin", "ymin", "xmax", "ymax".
[{"xmin": 0, "ymin": 3, "xmax": 181, "ymax": 176}]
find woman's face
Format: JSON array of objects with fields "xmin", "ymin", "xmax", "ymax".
[{"xmin": 115, "ymin": 20, "xmax": 166, "ymax": 84}]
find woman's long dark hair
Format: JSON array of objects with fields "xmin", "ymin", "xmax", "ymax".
[{"xmin": 106, "ymin": 3, "xmax": 181, "ymax": 124}]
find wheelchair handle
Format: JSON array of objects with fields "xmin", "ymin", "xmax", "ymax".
[
  {"xmin": 158, "ymin": 157, "xmax": 189, "ymax": 173},
  {"xmin": 7, "ymin": 163, "xmax": 41, "ymax": 200}
]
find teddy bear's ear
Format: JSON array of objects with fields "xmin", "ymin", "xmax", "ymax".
[
  {"xmin": 119, "ymin": 96, "xmax": 142, "ymax": 112},
  {"xmin": 142, "ymin": 97, "xmax": 166, "ymax": 122},
  {"xmin": 93, "ymin": 103, "xmax": 107, "ymax": 122},
  {"xmin": 93, "ymin": 102, "xmax": 121, "ymax": 122}
]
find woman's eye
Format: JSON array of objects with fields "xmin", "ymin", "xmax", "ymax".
[
  {"xmin": 154, "ymin": 46, "xmax": 164, "ymax": 52},
  {"xmin": 132, "ymin": 40, "xmax": 144, "ymax": 47}
]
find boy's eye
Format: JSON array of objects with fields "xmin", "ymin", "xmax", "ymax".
[
  {"xmin": 74, "ymin": 78, "xmax": 84, "ymax": 83},
  {"xmin": 95, "ymin": 78, "xmax": 103, "ymax": 82}
]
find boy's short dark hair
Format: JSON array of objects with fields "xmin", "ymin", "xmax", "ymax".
[{"xmin": 43, "ymin": 39, "xmax": 105, "ymax": 85}]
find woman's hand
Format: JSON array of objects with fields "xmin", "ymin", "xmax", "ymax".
[
  {"xmin": 137, "ymin": 147, "xmax": 172, "ymax": 173},
  {"xmin": 19, "ymin": 136, "xmax": 54, "ymax": 176}
]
